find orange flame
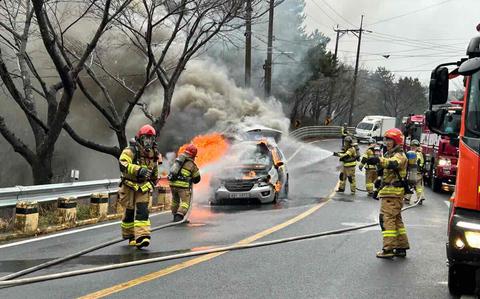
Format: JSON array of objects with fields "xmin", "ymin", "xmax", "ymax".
[{"xmin": 178, "ymin": 133, "xmax": 229, "ymax": 167}]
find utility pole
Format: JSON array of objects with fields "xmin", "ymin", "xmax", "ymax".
[
  {"xmin": 348, "ymin": 15, "xmax": 364, "ymax": 126},
  {"xmin": 332, "ymin": 16, "xmax": 370, "ymax": 126},
  {"xmin": 327, "ymin": 25, "xmax": 342, "ymax": 118},
  {"xmin": 245, "ymin": 0, "xmax": 252, "ymax": 88},
  {"xmin": 264, "ymin": 0, "xmax": 274, "ymax": 98}
]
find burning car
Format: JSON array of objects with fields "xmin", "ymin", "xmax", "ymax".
[{"xmin": 209, "ymin": 138, "xmax": 289, "ymax": 205}]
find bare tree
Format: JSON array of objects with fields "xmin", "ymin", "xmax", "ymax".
[
  {"xmin": 0, "ymin": 0, "xmax": 130, "ymax": 184},
  {"xmin": 58, "ymin": 0, "xmax": 268, "ymax": 158}
]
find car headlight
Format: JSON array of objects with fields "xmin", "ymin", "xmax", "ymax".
[
  {"xmin": 438, "ymin": 158, "xmax": 451, "ymax": 167},
  {"xmin": 465, "ymin": 231, "xmax": 480, "ymax": 249}
]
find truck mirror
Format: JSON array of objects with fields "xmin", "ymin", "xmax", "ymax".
[
  {"xmin": 429, "ymin": 67, "xmax": 449, "ymax": 106},
  {"xmin": 458, "ymin": 57, "xmax": 480, "ymax": 76},
  {"xmin": 450, "ymin": 137, "xmax": 459, "ymax": 147},
  {"xmin": 425, "ymin": 109, "xmax": 448, "ymax": 135}
]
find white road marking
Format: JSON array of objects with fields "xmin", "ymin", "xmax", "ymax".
[
  {"xmin": 0, "ymin": 211, "xmax": 169, "ymax": 249},
  {"xmin": 444, "ymin": 201, "xmax": 450, "ymax": 208}
]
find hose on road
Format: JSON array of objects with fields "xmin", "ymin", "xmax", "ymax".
[
  {"xmin": 0, "ymin": 200, "xmax": 422, "ymax": 287},
  {"xmin": 0, "ymin": 212, "xmax": 189, "ymax": 282}
]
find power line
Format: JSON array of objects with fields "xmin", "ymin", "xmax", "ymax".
[
  {"xmin": 315, "ymin": 0, "xmax": 355, "ymax": 27},
  {"xmin": 367, "ymin": 0, "xmax": 453, "ymax": 26},
  {"xmin": 310, "ymin": 0, "xmax": 338, "ymax": 26}
]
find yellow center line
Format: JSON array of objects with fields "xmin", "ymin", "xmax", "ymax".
[{"xmin": 79, "ymin": 189, "xmax": 337, "ymax": 299}]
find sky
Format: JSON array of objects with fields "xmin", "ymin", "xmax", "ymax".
[{"xmin": 302, "ymin": 0, "xmax": 480, "ymax": 86}]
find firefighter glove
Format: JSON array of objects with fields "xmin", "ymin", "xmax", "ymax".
[
  {"xmin": 333, "ymin": 152, "xmax": 339, "ymax": 157},
  {"xmin": 366, "ymin": 157, "xmax": 380, "ymax": 165},
  {"xmin": 137, "ymin": 167, "xmax": 151, "ymax": 180},
  {"xmin": 359, "ymin": 164, "xmax": 364, "ymax": 171}
]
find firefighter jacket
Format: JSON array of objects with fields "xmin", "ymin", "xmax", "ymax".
[
  {"xmin": 359, "ymin": 146, "xmax": 377, "ymax": 170},
  {"xmin": 169, "ymin": 156, "xmax": 201, "ymax": 189},
  {"xmin": 119, "ymin": 146, "xmax": 159, "ymax": 193},
  {"xmin": 377, "ymin": 145, "xmax": 408, "ymax": 198},
  {"xmin": 338, "ymin": 146, "xmax": 357, "ymax": 167},
  {"xmin": 416, "ymin": 149, "xmax": 425, "ymax": 173}
]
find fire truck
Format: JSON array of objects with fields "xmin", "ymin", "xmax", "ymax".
[
  {"xmin": 402, "ymin": 107, "xmax": 461, "ymax": 193},
  {"xmin": 426, "ymin": 27, "xmax": 480, "ymax": 295}
]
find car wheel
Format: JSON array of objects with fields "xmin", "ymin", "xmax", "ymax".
[{"xmin": 448, "ymin": 264, "xmax": 476, "ymax": 296}]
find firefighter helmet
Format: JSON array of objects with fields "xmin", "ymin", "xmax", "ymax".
[
  {"xmin": 136, "ymin": 125, "xmax": 156, "ymax": 150},
  {"xmin": 185, "ymin": 144, "xmax": 198, "ymax": 157},
  {"xmin": 411, "ymin": 139, "xmax": 420, "ymax": 147},
  {"xmin": 136, "ymin": 125, "xmax": 156, "ymax": 138},
  {"xmin": 344, "ymin": 136, "xmax": 353, "ymax": 144},
  {"xmin": 384, "ymin": 128, "xmax": 404, "ymax": 145}
]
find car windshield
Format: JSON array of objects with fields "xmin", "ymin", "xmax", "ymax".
[
  {"xmin": 227, "ymin": 144, "xmax": 272, "ymax": 167},
  {"xmin": 466, "ymin": 71, "xmax": 480, "ymax": 137},
  {"xmin": 357, "ymin": 122, "xmax": 373, "ymax": 130}
]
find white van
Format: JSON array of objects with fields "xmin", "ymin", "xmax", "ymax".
[{"xmin": 355, "ymin": 116, "xmax": 396, "ymax": 142}]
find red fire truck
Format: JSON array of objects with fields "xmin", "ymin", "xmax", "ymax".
[
  {"xmin": 426, "ymin": 28, "xmax": 480, "ymax": 295},
  {"xmin": 403, "ymin": 106, "xmax": 461, "ymax": 192}
]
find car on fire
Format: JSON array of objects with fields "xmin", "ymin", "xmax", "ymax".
[{"xmin": 209, "ymin": 128, "xmax": 289, "ymax": 205}]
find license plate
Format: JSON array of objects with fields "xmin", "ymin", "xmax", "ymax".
[{"xmin": 229, "ymin": 193, "xmax": 250, "ymax": 199}]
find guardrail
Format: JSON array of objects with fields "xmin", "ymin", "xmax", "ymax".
[
  {"xmin": 0, "ymin": 179, "xmax": 121, "ymax": 208},
  {"xmin": 289, "ymin": 126, "xmax": 355, "ymax": 140}
]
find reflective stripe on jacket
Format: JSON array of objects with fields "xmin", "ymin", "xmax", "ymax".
[
  {"xmin": 338, "ymin": 146, "xmax": 357, "ymax": 167},
  {"xmin": 119, "ymin": 147, "xmax": 158, "ymax": 192},
  {"xmin": 378, "ymin": 146, "xmax": 407, "ymax": 197},
  {"xmin": 359, "ymin": 147, "xmax": 376, "ymax": 170},
  {"xmin": 169, "ymin": 159, "xmax": 201, "ymax": 188}
]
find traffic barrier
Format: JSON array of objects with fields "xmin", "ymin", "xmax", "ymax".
[
  {"xmin": 90, "ymin": 193, "xmax": 109, "ymax": 221},
  {"xmin": 15, "ymin": 201, "xmax": 39, "ymax": 235},
  {"xmin": 289, "ymin": 126, "xmax": 355, "ymax": 140},
  {"xmin": 57, "ymin": 197, "xmax": 77, "ymax": 227}
]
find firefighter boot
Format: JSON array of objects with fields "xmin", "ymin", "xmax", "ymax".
[
  {"xmin": 128, "ymin": 238, "xmax": 136, "ymax": 246},
  {"xmin": 173, "ymin": 213, "xmax": 184, "ymax": 222},
  {"xmin": 135, "ymin": 236, "xmax": 150, "ymax": 249},
  {"xmin": 376, "ymin": 249, "xmax": 394, "ymax": 258},
  {"xmin": 394, "ymin": 248, "xmax": 407, "ymax": 257}
]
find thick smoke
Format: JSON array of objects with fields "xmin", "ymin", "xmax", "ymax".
[{"xmin": 130, "ymin": 58, "xmax": 290, "ymax": 152}]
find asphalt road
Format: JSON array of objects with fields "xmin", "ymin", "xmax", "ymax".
[{"xmin": 0, "ymin": 139, "xmax": 462, "ymax": 298}]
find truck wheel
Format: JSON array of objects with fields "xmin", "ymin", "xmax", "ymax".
[
  {"xmin": 448, "ymin": 264, "xmax": 475, "ymax": 296},
  {"xmin": 431, "ymin": 175, "xmax": 442, "ymax": 193}
]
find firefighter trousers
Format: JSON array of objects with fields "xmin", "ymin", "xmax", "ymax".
[
  {"xmin": 365, "ymin": 169, "xmax": 377, "ymax": 194},
  {"xmin": 379, "ymin": 196, "xmax": 410, "ymax": 250},
  {"xmin": 118, "ymin": 185, "xmax": 151, "ymax": 240},
  {"xmin": 338, "ymin": 166, "xmax": 356, "ymax": 192},
  {"xmin": 171, "ymin": 186, "xmax": 192, "ymax": 216}
]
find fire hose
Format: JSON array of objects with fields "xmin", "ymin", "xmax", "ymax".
[
  {"xmin": 0, "ymin": 186, "xmax": 195, "ymax": 282},
  {"xmin": 0, "ymin": 199, "xmax": 423, "ymax": 287}
]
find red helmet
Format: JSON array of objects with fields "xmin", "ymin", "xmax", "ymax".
[
  {"xmin": 384, "ymin": 128, "xmax": 404, "ymax": 145},
  {"xmin": 185, "ymin": 144, "xmax": 198, "ymax": 157},
  {"xmin": 136, "ymin": 125, "xmax": 156, "ymax": 138}
]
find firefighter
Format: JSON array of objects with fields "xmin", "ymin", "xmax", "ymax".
[
  {"xmin": 168, "ymin": 144, "xmax": 201, "ymax": 222},
  {"xmin": 405, "ymin": 139, "xmax": 425, "ymax": 205},
  {"xmin": 118, "ymin": 124, "xmax": 159, "ymax": 249},
  {"xmin": 366, "ymin": 128, "xmax": 410, "ymax": 258},
  {"xmin": 359, "ymin": 138, "xmax": 378, "ymax": 197},
  {"xmin": 333, "ymin": 135, "xmax": 357, "ymax": 195}
]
